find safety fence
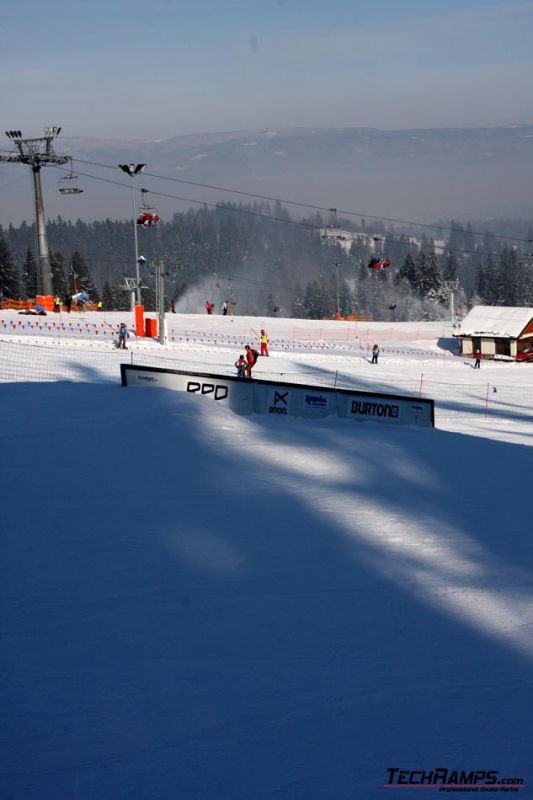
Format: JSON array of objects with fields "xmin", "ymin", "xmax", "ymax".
[
  {"xmin": 2, "ymin": 338, "xmax": 532, "ymax": 427},
  {"xmin": 0, "ymin": 318, "xmax": 456, "ymax": 362}
]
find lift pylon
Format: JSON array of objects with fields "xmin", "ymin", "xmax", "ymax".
[{"xmin": 1, "ymin": 127, "xmax": 70, "ymax": 295}]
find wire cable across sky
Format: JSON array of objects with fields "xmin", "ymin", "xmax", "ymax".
[{"xmin": 66, "ymin": 157, "xmax": 533, "ymax": 246}]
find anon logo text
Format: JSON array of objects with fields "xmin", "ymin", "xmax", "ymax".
[
  {"xmin": 187, "ymin": 381, "xmax": 229, "ymax": 400},
  {"xmin": 269, "ymin": 390, "xmax": 289, "ymax": 415}
]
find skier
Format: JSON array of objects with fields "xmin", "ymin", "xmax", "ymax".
[
  {"xmin": 222, "ymin": 301, "xmax": 228, "ymax": 316},
  {"xmin": 117, "ymin": 323, "xmax": 129, "ymax": 349},
  {"xmin": 245, "ymin": 344, "xmax": 259, "ymax": 378},
  {"xmin": 234, "ymin": 354, "xmax": 247, "ymax": 378},
  {"xmin": 473, "ymin": 350, "xmax": 481, "ymax": 368},
  {"xmin": 205, "ymin": 300, "xmax": 214, "ymax": 315},
  {"xmin": 260, "ymin": 329, "xmax": 270, "ymax": 356},
  {"xmin": 371, "ymin": 344, "xmax": 380, "ymax": 364},
  {"xmin": 53, "ymin": 295, "xmax": 61, "ymax": 313}
]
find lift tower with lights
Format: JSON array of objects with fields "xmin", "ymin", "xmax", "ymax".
[{"xmin": 0, "ymin": 127, "xmax": 69, "ymax": 295}]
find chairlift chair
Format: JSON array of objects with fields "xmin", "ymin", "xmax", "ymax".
[
  {"xmin": 368, "ymin": 257, "xmax": 391, "ymax": 270},
  {"xmin": 137, "ymin": 189, "xmax": 160, "ymax": 227},
  {"xmin": 58, "ymin": 160, "xmax": 83, "ymax": 195}
]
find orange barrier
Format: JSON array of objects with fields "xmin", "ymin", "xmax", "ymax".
[
  {"xmin": 36, "ymin": 295, "xmax": 55, "ymax": 311},
  {"xmin": 324, "ymin": 314, "xmax": 374, "ymax": 322},
  {"xmin": 145, "ymin": 318, "xmax": 158, "ymax": 337},
  {"xmin": 134, "ymin": 305, "xmax": 145, "ymax": 337},
  {"xmin": 1, "ymin": 299, "xmax": 34, "ymax": 310}
]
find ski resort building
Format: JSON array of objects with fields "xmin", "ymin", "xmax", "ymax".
[{"xmin": 455, "ymin": 305, "xmax": 533, "ymax": 361}]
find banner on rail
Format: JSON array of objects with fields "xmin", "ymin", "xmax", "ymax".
[{"xmin": 120, "ymin": 364, "xmax": 434, "ymax": 428}]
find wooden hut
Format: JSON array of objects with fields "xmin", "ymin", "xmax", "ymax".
[{"xmin": 455, "ymin": 306, "xmax": 533, "ymax": 361}]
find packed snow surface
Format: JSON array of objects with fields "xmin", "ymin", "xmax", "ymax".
[{"xmin": 1, "ymin": 312, "xmax": 532, "ymax": 799}]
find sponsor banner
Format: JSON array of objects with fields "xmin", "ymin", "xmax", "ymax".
[
  {"xmin": 350, "ymin": 398, "xmax": 400, "ymax": 420},
  {"xmin": 337, "ymin": 392, "xmax": 433, "ymax": 427},
  {"xmin": 303, "ymin": 391, "xmax": 330, "ymax": 411},
  {"xmin": 122, "ymin": 366, "xmax": 433, "ymax": 427},
  {"xmin": 266, "ymin": 387, "xmax": 290, "ymax": 416},
  {"xmin": 123, "ymin": 366, "xmax": 254, "ymax": 415},
  {"xmin": 254, "ymin": 383, "xmax": 333, "ymax": 419}
]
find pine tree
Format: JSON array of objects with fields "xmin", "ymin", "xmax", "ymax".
[
  {"xmin": 0, "ymin": 238, "xmax": 20, "ymax": 299},
  {"xmin": 22, "ymin": 248, "xmax": 38, "ymax": 299},
  {"xmin": 414, "ymin": 250, "xmax": 444, "ymax": 301},
  {"xmin": 142, "ymin": 285, "xmax": 156, "ymax": 312},
  {"xmin": 266, "ymin": 293, "xmax": 280, "ymax": 315},
  {"xmin": 303, "ymin": 281, "xmax": 326, "ymax": 319},
  {"xmin": 478, "ymin": 255, "xmax": 502, "ymax": 305},
  {"xmin": 70, "ymin": 251, "xmax": 99, "ymax": 301},
  {"xmin": 521, "ymin": 258, "xmax": 533, "ymax": 306},
  {"xmin": 290, "ymin": 284, "xmax": 306, "ymax": 318},
  {"xmin": 102, "ymin": 281, "xmax": 121, "ymax": 310},
  {"xmin": 500, "ymin": 248, "xmax": 522, "ymax": 306},
  {"xmin": 394, "ymin": 253, "xmax": 417, "ymax": 291},
  {"xmin": 51, "ymin": 251, "xmax": 67, "ymax": 297},
  {"xmin": 443, "ymin": 253, "xmax": 459, "ymax": 281}
]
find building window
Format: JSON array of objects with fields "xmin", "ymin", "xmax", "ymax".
[{"xmin": 495, "ymin": 338, "xmax": 511, "ymax": 356}]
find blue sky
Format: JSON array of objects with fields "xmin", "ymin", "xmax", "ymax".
[{"xmin": 1, "ymin": 0, "xmax": 533, "ymax": 139}]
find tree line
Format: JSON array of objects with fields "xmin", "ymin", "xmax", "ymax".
[{"xmin": 1, "ymin": 206, "xmax": 532, "ymax": 319}]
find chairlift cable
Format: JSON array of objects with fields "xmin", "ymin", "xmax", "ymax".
[{"xmin": 69, "ymin": 156, "xmax": 533, "ymax": 245}]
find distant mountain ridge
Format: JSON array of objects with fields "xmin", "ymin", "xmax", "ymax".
[{"xmin": 2, "ymin": 125, "xmax": 532, "ymax": 225}]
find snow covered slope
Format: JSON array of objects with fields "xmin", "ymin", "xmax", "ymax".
[{"xmin": 1, "ymin": 315, "xmax": 532, "ymax": 799}]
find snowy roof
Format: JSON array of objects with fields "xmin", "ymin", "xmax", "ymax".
[{"xmin": 457, "ymin": 306, "xmax": 533, "ymax": 338}]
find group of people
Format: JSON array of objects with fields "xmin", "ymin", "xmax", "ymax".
[
  {"xmin": 205, "ymin": 300, "xmax": 230, "ymax": 315},
  {"xmin": 234, "ymin": 330, "xmax": 269, "ymax": 378},
  {"xmin": 51, "ymin": 292, "xmax": 92, "ymax": 313},
  {"xmin": 235, "ymin": 335, "xmax": 384, "ymax": 376}
]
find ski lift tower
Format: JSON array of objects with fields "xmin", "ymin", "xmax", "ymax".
[
  {"xmin": 118, "ymin": 163, "xmax": 145, "ymax": 306},
  {"xmin": 1, "ymin": 127, "xmax": 69, "ymax": 295},
  {"xmin": 442, "ymin": 279, "xmax": 461, "ymax": 324}
]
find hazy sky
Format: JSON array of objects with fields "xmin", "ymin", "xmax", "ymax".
[{"xmin": 2, "ymin": 0, "xmax": 533, "ymax": 139}]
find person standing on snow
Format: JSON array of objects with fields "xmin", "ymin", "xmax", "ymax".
[
  {"xmin": 245, "ymin": 345, "xmax": 259, "ymax": 378},
  {"xmin": 260, "ymin": 329, "xmax": 270, "ymax": 357},
  {"xmin": 222, "ymin": 301, "xmax": 228, "ymax": 316},
  {"xmin": 473, "ymin": 350, "xmax": 481, "ymax": 368},
  {"xmin": 371, "ymin": 344, "xmax": 380, "ymax": 364},
  {"xmin": 117, "ymin": 323, "xmax": 129, "ymax": 349},
  {"xmin": 205, "ymin": 300, "xmax": 214, "ymax": 315},
  {"xmin": 235, "ymin": 354, "xmax": 247, "ymax": 378}
]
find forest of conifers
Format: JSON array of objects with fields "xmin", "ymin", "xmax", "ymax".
[{"xmin": 1, "ymin": 203, "xmax": 532, "ymax": 320}]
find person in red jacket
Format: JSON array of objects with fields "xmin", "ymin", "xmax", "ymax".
[
  {"xmin": 245, "ymin": 345, "xmax": 258, "ymax": 378},
  {"xmin": 234, "ymin": 354, "xmax": 247, "ymax": 378}
]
